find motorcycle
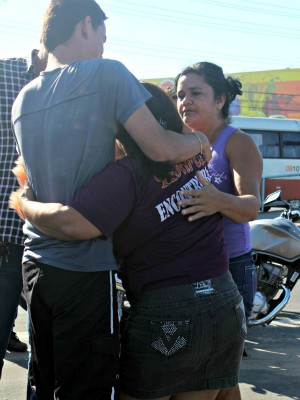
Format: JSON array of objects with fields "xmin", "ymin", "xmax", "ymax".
[{"xmin": 249, "ymin": 190, "xmax": 300, "ymax": 326}]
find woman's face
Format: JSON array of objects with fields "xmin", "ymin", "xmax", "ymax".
[{"xmin": 176, "ymin": 73, "xmax": 223, "ymax": 131}]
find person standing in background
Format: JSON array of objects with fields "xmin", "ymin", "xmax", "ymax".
[
  {"xmin": 0, "ymin": 48, "xmax": 47, "ymax": 384},
  {"xmin": 175, "ymin": 61, "xmax": 263, "ymax": 400}
]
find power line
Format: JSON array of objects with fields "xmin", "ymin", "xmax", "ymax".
[
  {"xmin": 238, "ymin": 105, "xmax": 300, "ymax": 113},
  {"xmin": 236, "ymin": 100, "xmax": 300, "ymax": 109},
  {"xmin": 0, "ymin": 19, "xmax": 40, "ymax": 29},
  {"xmin": 1, "ymin": 2, "xmax": 299, "ymax": 72},
  {"xmin": 242, "ymin": 91, "xmax": 300, "ymax": 97},
  {"xmin": 109, "ymin": 0, "xmax": 300, "ymax": 19},
  {"xmin": 0, "ymin": 29, "xmax": 39, "ymax": 40},
  {"xmin": 103, "ymin": 4, "xmax": 300, "ymax": 38},
  {"xmin": 235, "ymin": 0, "xmax": 300, "ymax": 13},
  {"xmin": 106, "ymin": 40, "xmax": 297, "ymax": 71},
  {"xmin": 0, "ymin": 21, "xmax": 40, "ymax": 32},
  {"xmin": 188, "ymin": 0, "xmax": 300, "ymax": 19},
  {"xmin": 110, "ymin": 37, "xmax": 294, "ymax": 64},
  {"xmin": 0, "ymin": 18, "xmax": 293, "ymax": 70}
]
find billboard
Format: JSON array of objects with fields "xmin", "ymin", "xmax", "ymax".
[{"xmin": 147, "ymin": 68, "xmax": 300, "ymax": 119}]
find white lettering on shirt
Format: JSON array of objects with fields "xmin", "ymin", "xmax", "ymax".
[{"xmin": 155, "ymin": 169, "xmax": 211, "ymax": 222}]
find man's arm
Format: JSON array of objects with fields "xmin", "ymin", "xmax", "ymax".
[{"xmin": 124, "ymin": 104, "xmax": 212, "ymax": 163}]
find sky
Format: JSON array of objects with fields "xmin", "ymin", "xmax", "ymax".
[{"xmin": 0, "ymin": 0, "xmax": 300, "ymax": 80}]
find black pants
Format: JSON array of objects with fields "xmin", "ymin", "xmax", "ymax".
[{"xmin": 23, "ymin": 260, "xmax": 120, "ymax": 400}]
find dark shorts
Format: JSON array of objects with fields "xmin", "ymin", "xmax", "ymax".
[
  {"xmin": 120, "ymin": 271, "xmax": 246, "ymax": 398},
  {"xmin": 23, "ymin": 260, "xmax": 120, "ymax": 400},
  {"xmin": 229, "ymin": 252, "xmax": 256, "ymax": 320}
]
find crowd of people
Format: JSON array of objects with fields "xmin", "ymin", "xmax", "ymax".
[{"xmin": 1, "ymin": 1, "xmax": 263, "ymax": 399}]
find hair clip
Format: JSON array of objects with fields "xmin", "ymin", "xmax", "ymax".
[{"xmin": 159, "ymin": 118, "xmax": 168, "ymax": 129}]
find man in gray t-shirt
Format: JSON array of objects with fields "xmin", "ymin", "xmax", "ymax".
[
  {"xmin": 13, "ymin": 59, "xmax": 151, "ymax": 272},
  {"xmin": 12, "ymin": 1, "xmax": 208, "ymax": 398}
]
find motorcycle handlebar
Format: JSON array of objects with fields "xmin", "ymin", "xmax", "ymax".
[{"xmin": 280, "ymin": 209, "xmax": 300, "ymax": 223}]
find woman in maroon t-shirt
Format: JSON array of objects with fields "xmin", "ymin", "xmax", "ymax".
[{"xmin": 12, "ymin": 83, "xmax": 245, "ymax": 400}]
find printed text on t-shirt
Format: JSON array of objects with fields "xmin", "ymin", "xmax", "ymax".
[{"xmin": 155, "ymin": 168, "xmax": 211, "ymax": 222}]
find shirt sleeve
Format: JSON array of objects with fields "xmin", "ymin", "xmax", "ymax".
[
  {"xmin": 102, "ymin": 60, "xmax": 152, "ymax": 125},
  {"xmin": 67, "ymin": 158, "xmax": 140, "ymax": 238}
]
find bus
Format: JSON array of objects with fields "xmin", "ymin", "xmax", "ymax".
[{"xmin": 230, "ymin": 116, "xmax": 300, "ymax": 203}]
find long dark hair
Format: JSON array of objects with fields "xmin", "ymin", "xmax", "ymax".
[
  {"xmin": 175, "ymin": 61, "xmax": 243, "ymax": 121},
  {"xmin": 117, "ymin": 82, "xmax": 183, "ymax": 183}
]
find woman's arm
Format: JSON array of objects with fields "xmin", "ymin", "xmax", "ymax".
[
  {"xmin": 14, "ymin": 192, "xmax": 101, "ymax": 240},
  {"xmin": 10, "ymin": 158, "xmax": 138, "ymax": 241},
  {"xmin": 178, "ymin": 131, "xmax": 263, "ymax": 223}
]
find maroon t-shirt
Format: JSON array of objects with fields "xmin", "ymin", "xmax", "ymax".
[{"xmin": 68, "ymin": 155, "xmax": 228, "ymax": 300}]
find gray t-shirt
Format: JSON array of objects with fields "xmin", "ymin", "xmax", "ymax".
[{"xmin": 12, "ymin": 58, "xmax": 151, "ymax": 271}]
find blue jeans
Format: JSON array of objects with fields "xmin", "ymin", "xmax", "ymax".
[
  {"xmin": 0, "ymin": 243, "xmax": 23, "ymax": 375},
  {"xmin": 229, "ymin": 252, "xmax": 256, "ymax": 321}
]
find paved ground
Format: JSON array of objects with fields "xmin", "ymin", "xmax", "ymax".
[
  {"xmin": 1, "ymin": 209, "xmax": 299, "ymax": 399},
  {"xmin": 1, "ymin": 283, "xmax": 299, "ymax": 400},
  {"xmin": 239, "ymin": 302, "xmax": 300, "ymax": 399}
]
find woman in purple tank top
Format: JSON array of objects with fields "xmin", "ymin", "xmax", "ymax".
[{"xmin": 175, "ymin": 62, "xmax": 263, "ymax": 400}]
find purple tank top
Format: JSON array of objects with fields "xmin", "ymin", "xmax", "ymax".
[{"xmin": 209, "ymin": 125, "xmax": 252, "ymax": 258}]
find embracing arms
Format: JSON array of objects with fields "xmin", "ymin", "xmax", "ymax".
[
  {"xmin": 11, "ymin": 188, "xmax": 100, "ymax": 241},
  {"xmin": 10, "ymin": 157, "xmax": 137, "ymax": 241},
  {"xmin": 178, "ymin": 131, "xmax": 263, "ymax": 223},
  {"xmin": 124, "ymin": 104, "xmax": 212, "ymax": 163}
]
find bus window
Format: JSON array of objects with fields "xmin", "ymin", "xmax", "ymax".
[
  {"xmin": 230, "ymin": 117, "xmax": 300, "ymax": 202},
  {"xmin": 246, "ymin": 130, "xmax": 280, "ymax": 158},
  {"xmin": 261, "ymin": 132, "xmax": 280, "ymax": 158},
  {"xmin": 282, "ymin": 132, "xmax": 300, "ymax": 159},
  {"xmin": 250, "ymin": 133, "xmax": 262, "ymax": 148}
]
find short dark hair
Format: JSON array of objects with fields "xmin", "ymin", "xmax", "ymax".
[
  {"xmin": 117, "ymin": 82, "xmax": 183, "ymax": 182},
  {"xmin": 41, "ymin": 0, "xmax": 107, "ymax": 52},
  {"xmin": 175, "ymin": 61, "xmax": 243, "ymax": 120}
]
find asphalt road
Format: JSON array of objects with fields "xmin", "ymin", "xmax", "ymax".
[
  {"xmin": 1, "ymin": 209, "xmax": 300, "ymax": 399},
  {"xmin": 1, "ymin": 283, "xmax": 299, "ymax": 400}
]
